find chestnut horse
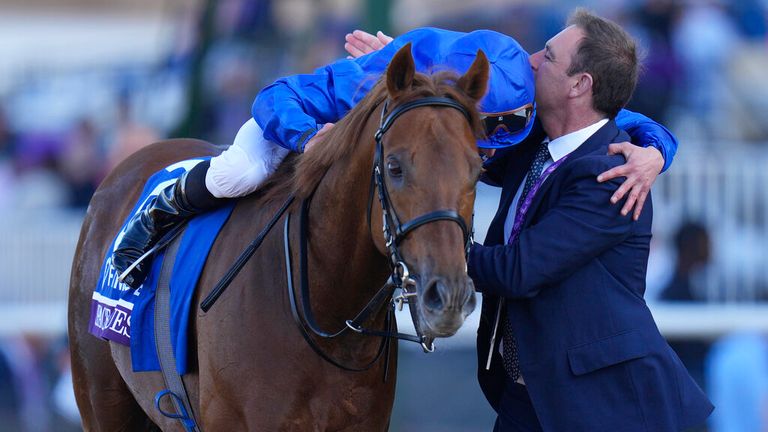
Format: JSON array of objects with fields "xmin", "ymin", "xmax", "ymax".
[{"xmin": 68, "ymin": 45, "xmax": 488, "ymax": 431}]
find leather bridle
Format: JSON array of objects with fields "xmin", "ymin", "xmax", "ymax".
[
  {"xmin": 369, "ymin": 97, "xmax": 474, "ymax": 268},
  {"xmin": 282, "ymin": 96, "xmax": 475, "ymax": 373},
  {"xmin": 361, "ymin": 97, "xmax": 475, "ymax": 346}
]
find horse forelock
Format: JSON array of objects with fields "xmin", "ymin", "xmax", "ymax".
[
  {"xmin": 397, "ymin": 70, "xmax": 485, "ymax": 141},
  {"xmin": 257, "ymin": 70, "xmax": 484, "ymax": 205}
]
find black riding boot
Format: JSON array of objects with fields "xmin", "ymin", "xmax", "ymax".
[{"xmin": 112, "ymin": 160, "xmax": 226, "ymax": 288}]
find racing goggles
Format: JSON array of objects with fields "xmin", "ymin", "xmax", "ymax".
[{"xmin": 481, "ymin": 103, "xmax": 534, "ymax": 138}]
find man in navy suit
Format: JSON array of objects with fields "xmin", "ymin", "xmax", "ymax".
[{"xmin": 468, "ymin": 10, "xmax": 713, "ymax": 432}]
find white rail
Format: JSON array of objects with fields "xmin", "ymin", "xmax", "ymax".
[{"xmin": 653, "ymin": 146, "xmax": 768, "ymax": 302}]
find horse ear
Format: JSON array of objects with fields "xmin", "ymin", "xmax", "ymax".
[
  {"xmin": 457, "ymin": 50, "xmax": 490, "ymax": 102},
  {"xmin": 386, "ymin": 43, "xmax": 415, "ymax": 99}
]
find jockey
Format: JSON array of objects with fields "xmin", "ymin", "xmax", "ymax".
[{"xmin": 113, "ymin": 27, "xmax": 678, "ymax": 289}]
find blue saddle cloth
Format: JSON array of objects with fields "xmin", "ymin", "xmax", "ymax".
[{"xmin": 89, "ymin": 158, "xmax": 235, "ymax": 374}]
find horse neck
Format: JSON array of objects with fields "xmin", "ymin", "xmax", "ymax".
[{"xmin": 303, "ymin": 117, "xmax": 390, "ymax": 331}]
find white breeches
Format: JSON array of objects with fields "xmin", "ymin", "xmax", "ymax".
[{"xmin": 205, "ymin": 119, "xmax": 290, "ymax": 198}]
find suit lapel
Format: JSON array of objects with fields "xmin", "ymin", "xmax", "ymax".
[
  {"xmin": 522, "ymin": 120, "xmax": 621, "ymax": 225},
  {"xmin": 484, "ymin": 124, "xmax": 545, "ymax": 245}
]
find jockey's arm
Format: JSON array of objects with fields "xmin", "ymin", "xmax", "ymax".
[
  {"xmin": 605, "ymin": 108, "xmax": 678, "ymax": 219},
  {"xmin": 253, "ymin": 28, "xmax": 455, "ymax": 153},
  {"xmin": 343, "ymin": 29, "xmax": 677, "ymax": 169},
  {"xmin": 614, "ymin": 108, "xmax": 677, "ymax": 173},
  {"xmin": 252, "ymin": 71, "xmax": 346, "ymax": 153},
  {"xmin": 344, "ymin": 27, "xmax": 677, "ymax": 172},
  {"xmin": 252, "ymin": 33, "xmax": 417, "ymax": 153}
]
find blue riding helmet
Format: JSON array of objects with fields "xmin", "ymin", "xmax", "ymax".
[{"xmin": 430, "ymin": 30, "xmax": 536, "ymax": 148}]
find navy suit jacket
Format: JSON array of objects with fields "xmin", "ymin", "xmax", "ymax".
[{"xmin": 468, "ymin": 120, "xmax": 713, "ymax": 432}]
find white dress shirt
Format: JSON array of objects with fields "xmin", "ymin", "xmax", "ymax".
[{"xmin": 502, "ymin": 119, "xmax": 609, "ymax": 242}]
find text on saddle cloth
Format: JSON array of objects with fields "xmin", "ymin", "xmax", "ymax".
[{"xmin": 89, "ymin": 158, "xmax": 235, "ymax": 374}]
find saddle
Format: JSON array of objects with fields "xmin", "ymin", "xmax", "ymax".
[{"xmin": 88, "ymin": 158, "xmax": 235, "ymax": 374}]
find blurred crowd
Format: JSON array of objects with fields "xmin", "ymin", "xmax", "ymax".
[
  {"xmin": 0, "ymin": 98, "xmax": 159, "ymax": 212},
  {"xmin": 2, "ymin": 0, "xmax": 768, "ymax": 430},
  {"xmin": 0, "ymin": 335, "xmax": 79, "ymax": 432},
  {"xmin": 2, "ymin": 0, "xmax": 767, "ymax": 210}
]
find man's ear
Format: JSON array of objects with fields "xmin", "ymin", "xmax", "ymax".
[{"xmin": 570, "ymin": 72, "xmax": 593, "ymax": 98}]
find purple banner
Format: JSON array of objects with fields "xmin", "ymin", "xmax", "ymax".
[{"xmin": 88, "ymin": 294, "xmax": 133, "ymax": 346}]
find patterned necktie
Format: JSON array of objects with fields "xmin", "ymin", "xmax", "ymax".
[
  {"xmin": 502, "ymin": 140, "xmax": 551, "ymax": 381},
  {"xmin": 517, "ymin": 140, "xmax": 551, "ymax": 212}
]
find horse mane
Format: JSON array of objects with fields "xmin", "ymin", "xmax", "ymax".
[{"xmin": 258, "ymin": 70, "xmax": 485, "ymax": 204}]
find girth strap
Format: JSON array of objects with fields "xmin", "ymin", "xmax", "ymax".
[{"xmin": 154, "ymin": 235, "xmax": 201, "ymax": 432}]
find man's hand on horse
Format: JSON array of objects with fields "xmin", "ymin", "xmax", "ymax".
[
  {"xmin": 304, "ymin": 123, "xmax": 335, "ymax": 152},
  {"xmin": 597, "ymin": 143, "xmax": 664, "ymax": 221},
  {"xmin": 345, "ymin": 30, "xmax": 393, "ymax": 58}
]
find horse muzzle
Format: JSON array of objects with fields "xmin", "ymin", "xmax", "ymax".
[{"xmin": 417, "ymin": 275, "xmax": 477, "ymax": 337}]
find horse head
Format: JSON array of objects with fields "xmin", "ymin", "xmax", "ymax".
[{"xmin": 373, "ymin": 43, "xmax": 489, "ymax": 339}]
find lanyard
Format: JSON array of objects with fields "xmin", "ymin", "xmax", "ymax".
[
  {"xmin": 507, "ymin": 154, "xmax": 571, "ymax": 244},
  {"xmin": 487, "ymin": 151, "xmax": 572, "ymax": 371}
]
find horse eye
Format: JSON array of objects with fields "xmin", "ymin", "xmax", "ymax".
[{"xmin": 387, "ymin": 159, "xmax": 402, "ymax": 177}]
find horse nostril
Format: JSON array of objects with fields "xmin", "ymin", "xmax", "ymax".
[
  {"xmin": 463, "ymin": 290, "xmax": 477, "ymax": 315},
  {"xmin": 463, "ymin": 278, "xmax": 477, "ymax": 314},
  {"xmin": 423, "ymin": 278, "xmax": 446, "ymax": 312}
]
